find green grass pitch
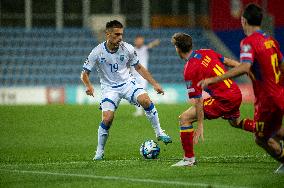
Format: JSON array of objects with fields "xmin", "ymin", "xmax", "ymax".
[{"xmin": 0, "ymin": 104, "xmax": 283, "ymax": 188}]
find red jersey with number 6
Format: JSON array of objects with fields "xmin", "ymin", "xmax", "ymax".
[
  {"xmin": 184, "ymin": 49, "xmax": 241, "ymax": 100},
  {"xmin": 240, "ymin": 30, "xmax": 284, "ymax": 108}
]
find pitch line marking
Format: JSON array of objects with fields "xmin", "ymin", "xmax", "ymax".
[{"xmin": 0, "ymin": 169, "xmax": 250, "ymax": 188}]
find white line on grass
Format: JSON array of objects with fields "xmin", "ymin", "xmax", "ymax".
[{"xmin": 0, "ymin": 168, "xmax": 249, "ymax": 188}]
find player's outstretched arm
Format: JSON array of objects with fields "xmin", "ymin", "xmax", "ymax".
[
  {"xmin": 147, "ymin": 39, "xmax": 160, "ymax": 49},
  {"xmin": 223, "ymin": 57, "xmax": 241, "ymax": 67},
  {"xmin": 134, "ymin": 63, "xmax": 164, "ymax": 95},
  {"xmin": 192, "ymin": 97, "xmax": 204, "ymax": 144},
  {"xmin": 198, "ymin": 63, "xmax": 252, "ymax": 89},
  {"xmin": 81, "ymin": 70, "xmax": 94, "ymax": 97}
]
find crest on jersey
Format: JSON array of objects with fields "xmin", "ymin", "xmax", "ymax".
[
  {"xmin": 134, "ymin": 50, "xmax": 137, "ymax": 56},
  {"xmin": 120, "ymin": 55, "xmax": 124, "ymax": 62},
  {"xmin": 241, "ymin": 44, "xmax": 251, "ymax": 52},
  {"xmin": 100, "ymin": 58, "xmax": 106, "ymax": 64}
]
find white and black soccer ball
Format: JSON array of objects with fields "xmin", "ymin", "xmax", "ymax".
[{"xmin": 140, "ymin": 140, "xmax": 160, "ymax": 159}]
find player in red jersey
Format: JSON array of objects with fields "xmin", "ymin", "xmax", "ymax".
[
  {"xmin": 199, "ymin": 3, "xmax": 284, "ymax": 173},
  {"xmin": 170, "ymin": 33, "xmax": 255, "ymax": 167}
]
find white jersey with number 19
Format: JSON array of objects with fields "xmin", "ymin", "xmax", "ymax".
[{"xmin": 83, "ymin": 41, "xmax": 139, "ymax": 87}]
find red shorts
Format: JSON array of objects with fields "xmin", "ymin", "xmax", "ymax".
[
  {"xmin": 203, "ymin": 96, "xmax": 241, "ymax": 120},
  {"xmin": 254, "ymin": 97, "xmax": 284, "ymax": 139}
]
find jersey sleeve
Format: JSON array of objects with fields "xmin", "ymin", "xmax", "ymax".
[
  {"xmin": 184, "ymin": 64, "xmax": 202, "ymax": 99},
  {"xmin": 215, "ymin": 51, "xmax": 225, "ymax": 63},
  {"xmin": 128, "ymin": 46, "xmax": 140, "ymax": 67},
  {"xmin": 240, "ymin": 39, "xmax": 254, "ymax": 64},
  {"xmin": 83, "ymin": 48, "xmax": 98, "ymax": 72}
]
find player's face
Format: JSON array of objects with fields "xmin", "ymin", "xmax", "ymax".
[
  {"xmin": 134, "ymin": 37, "xmax": 144, "ymax": 48},
  {"xmin": 106, "ymin": 27, "xmax": 123, "ymax": 49}
]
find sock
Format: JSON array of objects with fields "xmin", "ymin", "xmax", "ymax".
[
  {"xmin": 239, "ymin": 118, "xmax": 255, "ymax": 132},
  {"xmin": 144, "ymin": 102, "xmax": 163, "ymax": 136},
  {"xmin": 96, "ymin": 122, "xmax": 110, "ymax": 152},
  {"xmin": 180, "ymin": 125, "xmax": 194, "ymax": 158}
]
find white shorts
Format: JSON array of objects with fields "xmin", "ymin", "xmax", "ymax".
[
  {"xmin": 135, "ymin": 76, "xmax": 147, "ymax": 89},
  {"xmin": 100, "ymin": 80, "xmax": 147, "ymax": 112}
]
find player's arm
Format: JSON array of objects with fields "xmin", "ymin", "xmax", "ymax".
[
  {"xmin": 147, "ymin": 39, "xmax": 160, "ymax": 49},
  {"xmin": 198, "ymin": 63, "xmax": 252, "ymax": 89},
  {"xmin": 134, "ymin": 63, "xmax": 164, "ymax": 95},
  {"xmin": 223, "ymin": 57, "xmax": 241, "ymax": 67},
  {"xmin": 192, "ymin": 97, "xmax": 204, "ymax": 144},
  {"xmin": 81, "ymin": 70, "xmax": 94, "ymax": 97}
]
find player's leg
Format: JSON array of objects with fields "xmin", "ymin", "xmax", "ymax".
[
  {"xmin": 172, "ymin": 106, "xmax": 197, "ymax": 167},
  {"xmin": 228, "ymin": 118, "xmax": 255, "ymax": 132},
  {"xmin": 253, "ymin": 110, "xmax": 284, "ymax": 172},
  {"xmin": 136, "ymin": 93, "xmax": 172, "ymax": 144},
  {"xmin": 133, "ymin": 79, "xmax": 147, "ymax": 117},
  {"xmin": 94, "ymin": 110, "xmax": 114, "ymax": 160},
  {"xmin": 124, "ymin": 80, "xmax": 171, "ymax": 144},
  {"xmin": 94, "ymin": 91, "xmax": 120, "ymax": 160}
]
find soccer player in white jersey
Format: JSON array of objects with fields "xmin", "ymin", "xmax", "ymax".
[
  {"xmin": 131, "ymin": 35, "xmax": 160, "ymax": 116},
  {"xmin": 81, "ymin": 20, "xmax": 172, "ymax": 160}
]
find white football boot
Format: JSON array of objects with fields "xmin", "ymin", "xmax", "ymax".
[
  {"xmin": 275, "ymin": 164, "xmax": 284, "ymax": 174},
  {"xmin": 93, "ymin": 150, "xmax": 104, "ymax": 160},
  {"xmin": 171, "ymin": 157, "xmax": 196, "ymax": 167}
]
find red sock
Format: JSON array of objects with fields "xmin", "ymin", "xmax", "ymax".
[
  {"xmin": 180, "ymin": 125, "xmax": 194, "ymax": 158},
  {"xmin": 239, "ymin": 118, "xmax": 255, "ymax": 132}
]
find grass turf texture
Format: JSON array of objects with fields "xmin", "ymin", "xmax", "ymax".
[{"xmin": 0, "ymin": 104, "xmax": 283, "ymax": 188}]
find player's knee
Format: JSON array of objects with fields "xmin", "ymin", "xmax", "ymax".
[
  {"xmin": 102, "ymin": 113, "xmax": 114, "ymax": 126},
  {"xmin": 179, "ymin": 112, "xmax": 191, "ymax": 126},
  {"xmin": 140, "ymin": 98, "xmax": 152, "ymax": 109}
]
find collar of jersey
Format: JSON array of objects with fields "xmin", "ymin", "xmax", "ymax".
[
  {"xmin": 255, "ymin": 29, "xmax": 267, "ymax": 36},
  {"xmin": 187, "ymin": 50, "xmax": 202, "ymax": 61},
  {"xmin": 104, "ymin": 42, "xmax": 119, "ymax": 54}
]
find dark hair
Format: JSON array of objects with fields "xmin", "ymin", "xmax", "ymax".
[
  {"xmin": 242, "ymin": 3, "xmax": 263, "ymax": 26},
  {"xmin": 135, "ymin": 35, "xmax": 144, "ymax": 39},
  {"xmin": 106, "ymin": 20, "xmax": 123, "ymax": 30},
  {"xmin": 171, "ymin": 32, "xmax": 193, "ymax": 53}
]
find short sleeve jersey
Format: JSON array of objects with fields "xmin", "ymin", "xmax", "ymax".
[
  {"xmin": 240, "ymin": 30, "xmax": 284, "ymax": 100},
  {"xmin": 184, "ymin": 49, "xmax": 241, "ymax": 100},
  {"xmin": 83, "ymin": 41, "xmax": 139, "ymax": 87}
]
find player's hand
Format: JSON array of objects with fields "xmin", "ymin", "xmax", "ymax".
[
  {"xmin": 153, "ymin": 83, "xmax": 164, "ymax": 95},
  {"xmin": 193, "ymin": 125, "xmax": 204, "ymax": 144},
  {"xmin": 197, "ymin": 78, "xmax": 215, "ymax": 89},
  {"xmin": 85, "ymin": 86, "xmax": 94, "ymax": 97}
]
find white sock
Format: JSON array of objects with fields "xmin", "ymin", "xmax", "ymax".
[
  {"xmin": 144, "ymin": 103, "xmax": 163, "ymax": 136},
  {"xmin": 96, "ymin": 122, "xmax": 109, "ymax": 153}
]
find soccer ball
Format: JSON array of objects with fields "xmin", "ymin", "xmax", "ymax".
[{"xmin": 140, "ymin": 140, "xmax": 160, "ymax": 159}]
